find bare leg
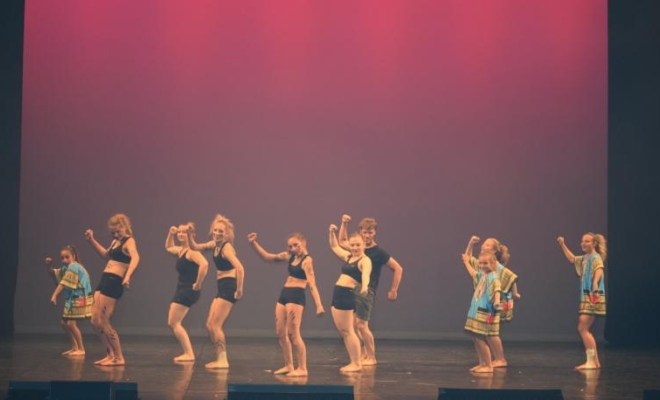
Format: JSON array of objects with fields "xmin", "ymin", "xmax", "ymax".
[
  {"xmin": 470, "ymin": 337, "xmax": 484, "ymax": 371},
  {"xmin": 331, "ymin": 307, "xmax": 361, "ymax": 372},
  {"xmin": 168, "ymin": 303, "xmax": 194, "ymax": 362},
  {"xmin": 576, "ymin": 314, "xmax": 600, "ymax": 369},
  {"xmin": 91, "ymin": 291, "xmax": 114, "ymax": 365},
  {"xmin": 355, "ymin": 318, "xmax": 377, "ymax": 365},
  {"xmin": 473, "ymin": 336, "xmax": 494, "ymax": 373},
  {"xmin": 285, "ymin": 303, "xmax": 308, "ymax": 377},
  {"xmin": 486, "ymin": 336, "xmax": 507, "ymax": 367},
  {"xmin": 91, "ymin": 292, "xmax": 124, "ymax": 366},
  {"xmin": 60, "ymin": 320, "xmax": 75, "ymax": 355},
  {"xmin": 66, "ymin": 320, "xmax": 86, "ymax": 356},
  {"xmin": 274, "ymin": 303, "xmax": 293, "ymax": 375},
  {"xmin": 205, "ymin": 298, "xmax": 233, "ymax": 369}
]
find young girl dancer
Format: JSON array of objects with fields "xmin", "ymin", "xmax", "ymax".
[
  {"xmin": 248, "ymin": 231, "xmax": 325, "ymax": 377},
  {"xmin": 557, "ymin": 233, "xmax": 607, "ymax": 369},
  {"xmin": 166, "ymin": 223, "xmax": 208, "ymax": 362},
  {"xmin": 45, "ymin": 245, "xmax": 93, "ymax": 357},
  {"xmin": 189, "ymin": 214, "xmax": 245, "ymax": 369}
]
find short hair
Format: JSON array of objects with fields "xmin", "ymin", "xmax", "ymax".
[{"xmin": 358, "ymin": 217, "xmax": 377, "ymax": 231}]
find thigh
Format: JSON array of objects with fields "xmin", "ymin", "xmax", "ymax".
[
  {"xmin": 95, "ymin": 293, "xmax": 118, "ymax": 321},
  {"xmin": 208, "ymin": 297, "xmax": 233, "ymax": 326},
  {"xmin": 168, "ymin": 302, "xmax": 191, "ymax": 325},
  {"xmin": 284, "ymin": 303, "xmax": 305, "ymax": 331}
]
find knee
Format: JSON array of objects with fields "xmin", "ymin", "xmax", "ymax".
[
  {"xmin": 60, "ymin": 320, "xmax": 68, "ymax": 329},
  {"xmin": 287, "ymin": 329, "xmax": 302, "ymax": 344},
  {"xmin": 276, "ymin": 326, "xmax": 287, "ymax": 339},
  {"xmin": 168, "ymin": 319, "xmax": 180, "ymax": 330},
  {"xmin": 206, "ymin": 320, "xmax": 215, "ymax": 333},
  {"xmin": 356, "ymin": 320, "xmax": 368, "ymax": 332}
]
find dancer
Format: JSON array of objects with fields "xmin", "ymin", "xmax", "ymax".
[
  {"xmin": 329, "ymin": 224, "xmax": 372, "ymax": 373},
  {"xmin": 45, "ymin": 245, "xmax": 93, "ymax": 357},
  {"xmin": 247, "ymin": 231, "xmax": 325, "ymax": 377},
  {"xmin": 464, "ymin": 236, "xmax": 519, "ymax": 368},
  {"xmin": 338, "ymin": 215, "xmax": 403, "ymax": 365},
  {"xmin": 85, "ymin": 213, "xmax": 140, "ymax": 366},
  {"xmin": 166, "ymin": 223, "xmax": 209, "ymax": 362},
  {"xmin": 189, "ymin": 214, "xmax": 245, "ymax": 369},
  {"xmin": 557, "ymin": 233, "xmax": 607, "ymax": 370},
  {"xmin": 462, "ymin": 251, "xmax": 501, "ymax": 373}
]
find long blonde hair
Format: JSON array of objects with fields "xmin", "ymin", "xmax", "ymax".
[
  {"xmin": 209, "ymin": 214, "xmax": 235, "ymax": 243},
  {"xmin": 485, "ymin": 238, "xmax": 510, "ymax": 266},
  {"xmin": 585, "ymin": 232, "xmax": 607, "ymax": 261},
  {"xmin": 108, "ymin": 213, "xmax": 133, "ymax": 236}
]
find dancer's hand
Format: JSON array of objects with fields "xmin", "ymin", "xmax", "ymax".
[
  {"xmin": 360, "ymin": 285, "xmax": 368, "ymax": 295},
  {"xmin": 247, "ymin": 232, "xmax": 257, "ymax": 242},
  {"xmin": 387, "ymin": 289, "xmax": 398, "ymax": 301},
  {"xmin": 44, "ymin": 257, "xmax": 53, "ymax": 266},
  {"xmin": 470, "ymin": 236, "xmax": 480, "ymax": 244},
  {"xmin": 329, "ymin": 224, "xmax": 338, "ymax": 233},
  {"xmin": 557, "ymin": 236, "xmax": 565, "ymax": 245},
  {"xmin": 192, "ymin": 282, "xmax": 202, "ymax": 291},
  {"xmin": 235, "ymin": 288, "xmax": 243, "ymax": 300},
  {"xmin": 50, "ymin": 295, "xmax": 57, "ymax": 306},
  {"xmin": 341, "ymin": 214, "xmax": 351, "ymax": 223},
  {"xmin": 316, "ymin": 305, "xmax": 326, "ymax": 316},
  {"xmin": 122, "ymin": 277, "xmax": 131, "ymax": 289},
  {"xmin": 169, "ymin": 226, "xmax": 178, "ymax": 235},
  {"xmin": 84, "ymin": 229, "xmax": 94, "ymax": 241}
]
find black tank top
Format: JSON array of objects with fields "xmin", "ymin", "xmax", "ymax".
[
  {"xmin": 341, "ymin": 256, "xmax": 362, "ymax": 283},
  {"xmin": 176, "ymin": 250, "xmax": 199, "ymax": 285},
  {"xmin": 213, "ymin": 242, "xmax": 234, "ymax": 271},
  {"xmin": 108, "ymin": 237, "xmax": 131, "ymax": 264},
  {"xmin": 288, "ymin": 254, "xmax": 308, "ymax": 280}
]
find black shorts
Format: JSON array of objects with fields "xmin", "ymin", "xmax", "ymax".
[
  {"xmin": 331, "ymin": 285, "xmax": 355, "ymax": 311},
  {"xmin": 216, "ymin": 277, "xmax": 237, "ymax": 304},
  {"xmin": 172, "ymin": 283, "xmax": 201, "ymax": 307},
  {"xmin": 277, "ymin": 287, "xmax": 306, "ymax": 306},
  {"xmin": 95, "ymin": 272, "xmax": 124, "ymax": 299}
]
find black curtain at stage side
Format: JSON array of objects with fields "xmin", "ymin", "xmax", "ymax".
[
  {"xmin": 606, "ymin": 0, "xmax": 660, "ymax": 346},
  {"xmin": 0, "ymin": 1, "xmax": 24, "ymax": 337}
]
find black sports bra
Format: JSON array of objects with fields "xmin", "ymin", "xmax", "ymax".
[
  {"xmin": 288, "ymin": 254, "xmax": 308, "ymax": 280},
  {"xmin": 341, "ymin": 256, "xmax": 362, "ymax": 283},
  {"xmin": 108, "ymin": 237, "xmax": 131, "ymax": 264},
  {"xmin": 213, "ymin": 242, "xmax": 234, "ymax": 271}
]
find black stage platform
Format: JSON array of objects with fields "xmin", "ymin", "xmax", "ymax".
[{"xmin": 1, "ymin": 334, "xmax": 658, "ymax": 399}]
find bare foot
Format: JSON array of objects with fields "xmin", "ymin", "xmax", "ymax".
[
  {"xmin": 61, "ymin": 349, "xmax": 74, "ymax": 356},
  {"xmin": 361, "ymin": 357, "xmax": 377, "ymax": 366},
  {"xmin": 472, "ymin": 365, "xmax": 494, "ymax": 373},
  {"xmin": 205, "ymin": 360, "xmax": 229, "ymax": 369},
  {"xmin": 68, "ymin": 350, "xmax": 86, "ymax": 357},
  {"xmin": 288, "ymin": 369, "xmax": 308, "ymax": 377},
  {"xmin": 339, "ymin": 363, "xmax": 362, "ymax": 373},
  {"xmin": 99, "ymin": 358, "xmax": 125, "ymax": 366},
  {"xmin": 273, "ymin": 366, "xmax": 292, "ymax": 375},
  {"xmin": 575, "ymin": 362, "xmax": 599, "ymax": 370},
  {"xmin": 469, "ymin": 364, "xmax": 482, "ymax": 372},
  {"xmin": 94, "ymin": 355, "xmax": 113, "ymax": 365},
  {"xmin": 173, "ymin": 354, "xmax": 195, "ymax": 362},
  {"xmin": 492, "ymin": 359, "xmax": 508, "ymax": 368}
]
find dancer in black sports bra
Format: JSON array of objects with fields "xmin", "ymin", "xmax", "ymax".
[
  {"xmin": 84, "ymin": 213, "xmax": 140, "ymax": 367},
  {"xmin": 189, "ymin": 214, "xmax": 245, "ymax": 369},
  {"xmin": 328, "ymin": 224, "xmax": 371, "ymax": 373},
  {"xmin": 165, "ymin": 223, "xmax": 208, "ymax": 363},
  {"xmin": 248, "ymin": 231, "xmax": 325, "ymax": 377}
]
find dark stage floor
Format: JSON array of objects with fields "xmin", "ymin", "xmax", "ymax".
[{"xmin": 1, "ymin": 334, "xmax": 659, "ymax": 399}]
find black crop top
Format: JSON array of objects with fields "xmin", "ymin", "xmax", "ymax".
[
  {"xmin": 288, "ymin": 255, "xmax": 308, "ymax": 280},
  {"xmin": 176, "ymin": 250, "xmax": 199, "ymax": 285},
  {"xmin": 341, "ymin": 256, "xmax": 362, "ymax": 283},
  {"xmin": 108, "ymin": 237, "xmax": 131, "ymax": 264},
  {"xmin": 213, "ymin": 242, "xmax": 234, "ymax": 271}
]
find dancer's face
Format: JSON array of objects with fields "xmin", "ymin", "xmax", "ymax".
[
  {"xmin": 359, "ymin": 228, "xmax": 376, "ymax": 246},
  {"xmin": 109, "ymin": 224, "xmax": 126, "ymax": 240},
  {"xmin": 287, "ymin": 238, "xmax": 305, "ymax": 256},
  {"xmin": 478, "ymin": 254, "xmax": 495, "ymax": 272},
  {"xmin": 60, "ymin": 250, "xmax": 74, "ymax": 265},
  {"xmin": 212, "ymin": 223, "xmax": 227, "ymax": 243},
  {"xmin": 177, "ymin": 225, "xmax": 189, "ymax": 243},
  {"xmin": 349, "ymin": 236, "xmax": 365, "ymax": 257},
  {"xmin": 581, "ymin": 234, "xmax": 595, "ymax": 253}
]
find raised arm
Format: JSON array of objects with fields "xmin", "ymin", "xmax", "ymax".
[
  {"xmin": 44, "ymin": 257, "xmax": 59, "ymax": 286},
  {"xmin": 338, "ymin": 214, "xmax": 351, "ymax": 250},
  {"xmin": 329, "ymin": 224, "xmax": 351, "ymax": 260},
  {"xmin": 222, "ymin": 243, "xmax": 245, "ymax": 300},
  {"xmin": 84, "ymin": 229, "xmax": 109, "ymax": 259},
  {"xmin": 121, "ymin": 237, "xmax": 140, "ymax": 288},
  {"xmin": 385, "ymin": 257, "xmax": 404, "ymax": 300},
  {"xmin": 464, "ymin": 236, "xmax": 480, "ymax": 257},
  {"xmin": 556, "ymin": 236, "xmax": 576, "ymax": 263},
  {"xmin": 165, "ymin": 226, "xmax": 181, "ymax": 256},
  {"xmin": 461, "ymin": 253, "xmax": 477, "ymax": 280},
  {"xmin": 358, "ymin": 257, "xmax": 372, "ymax": 295},
  {"xmin": 301, "ymin": 257, "xmax": 325, "ymax": 315},
  {"xmin": 189, "ymin": 250, "xmax": 209, "ymax": 291},
  {"xmin": 247, "ymin": 232, "xmax": 288, "ymax": 262},
  {"xmin": 187, "ymin": 226, "xmax": 215, "ymax": 251}
]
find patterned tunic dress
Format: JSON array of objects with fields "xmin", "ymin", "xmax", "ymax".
[
  {"xmin": 574, "ymin": 254, "xmax": 606, "ymax": 316},
  {"xmin": 54, "ymin": 262, "xmax": 93, "ymax": 319},
  {"xmin": 464, "ymin": 269, "xmax": 501, "ymax": 336}
]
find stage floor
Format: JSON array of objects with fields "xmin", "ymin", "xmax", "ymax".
[{"xmin": 1, "ymin": 334, "xmax": 658, "ymax": 399}]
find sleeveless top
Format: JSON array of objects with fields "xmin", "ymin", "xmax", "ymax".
[
  {"xmin": 176, "ymin": 249, "xmax": 199, "ymax": 284},
  {"xmin": 288, "ymin": 254, "xmax": 308, "ymax": 280},
  {"xmin": 108, "ymin": 237, "xmax": 131, "ymax": 264},
  {"xmin": 341, "ymin": 256, "xmax": 363, "ymax": 283},
  {"xmin": 213, "ymin": 242, "xmax": 234, "ymax": 271}
]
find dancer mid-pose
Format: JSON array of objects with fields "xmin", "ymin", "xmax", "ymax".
[
  {"xmin": 464, "ymin": 236, "xmax": 519, "ymax": 368},
  {"xmin": 248, "ymin": 231, "xmax": 325, "ymax": 377},
  {"xmin": 462, "ymin": 251, "xmax": 501, "ymax": 373},
  {"xmin": 45, "ymin": 245, "xmax": 93, "ymax": 357},
  {"xmin": 85, "ymin": 213, "xmax": 140, "ymax": 366},
  {"xmin": 329, "ymin": 224, "xmax": 372, "ymax": 373},
  {"xmin": 557, "ymin": 233, "xmax": 607, "ymax": 370},
  {"xmin": 338, "ymin": 215, "xmax": 403, "ymax": 365},
  {"xmin": 189, "ymin": 214, "xmax": 245, "ymax": 369},
  {"xmin": 166, "ymin": 223, "xmax": 209, "ymax": 362}
]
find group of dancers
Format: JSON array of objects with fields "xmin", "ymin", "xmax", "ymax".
[{"xmin": 44, "ymin": 212, "xmax": 607, "ymax": 375}]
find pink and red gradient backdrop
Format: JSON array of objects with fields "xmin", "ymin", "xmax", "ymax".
[{"xmin": 18, "ymin": 1, "xmax": 606, "ymax": 339}]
